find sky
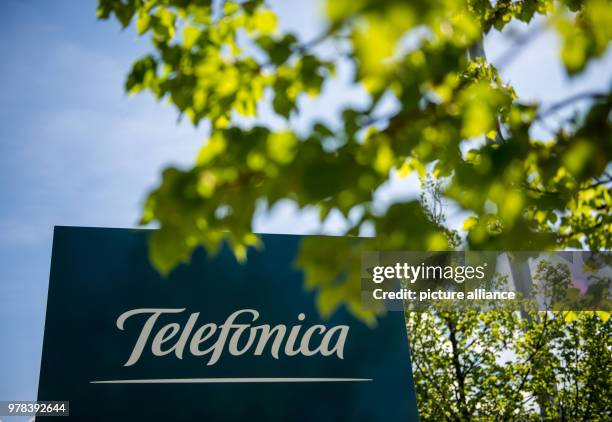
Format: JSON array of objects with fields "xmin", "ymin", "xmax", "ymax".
[{"xmin": 0, "ymin": 0, "xmax": 610, "ymax": 409}]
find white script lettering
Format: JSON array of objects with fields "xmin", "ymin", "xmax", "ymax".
[{"xmin": 116, "ymin": 308, "xmax": 350, "ymax": 367}]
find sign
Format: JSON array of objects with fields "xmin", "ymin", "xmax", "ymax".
[{"xmin": 38, "ymin": 227, "xmax": 419, "ymax": 421}]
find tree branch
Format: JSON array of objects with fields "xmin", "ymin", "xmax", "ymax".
[
  {"xmin": 535, "ymin": 92, "xmax": 608, "ymax": 120},
  {"xmin": 445, "ymin": 316, "xmax": 471, "ymax": 420}
]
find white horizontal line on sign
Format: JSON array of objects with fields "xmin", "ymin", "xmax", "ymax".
[{"xmin": 90, "ymin": 377, "xmax": 373, "ymax": 384}]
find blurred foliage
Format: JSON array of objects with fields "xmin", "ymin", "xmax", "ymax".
[
  {"xmin": 408, "ymin": 262, "xmax": 611, "ymax": 420},
  {"xmin": 98, "ymin": 0, "xmax": 611, "ymax": 320}
]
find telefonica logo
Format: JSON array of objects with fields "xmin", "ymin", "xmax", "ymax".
[
  {"xmin": 90, "ymin": 308, "xmax": 372, "ymax": 384},
  {"xmin": 117, "ymin": 308, "xmax": 350, "ymax": 367}
]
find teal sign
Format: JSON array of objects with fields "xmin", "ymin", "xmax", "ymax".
[{"xmin": 38, "ymin": 227, "xmax": 419, "ymax": 421}]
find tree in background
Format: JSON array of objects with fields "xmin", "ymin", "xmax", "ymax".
[
  {"xmin": 408, "ymin": 183, "xmax": 610, "ymax": 420},
  {"xmin": 98, "ymin": 1, "xmax": 611, "ymax": 417},
  {"xmin": 98, "ymin": 0, "xmax": 610, "ymax": 318},
  {"xmin": 406, "ymin": 265, "xmax": 611, "ymax": 420}
]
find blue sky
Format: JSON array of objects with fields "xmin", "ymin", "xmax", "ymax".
[{"xmin": 0, "ymin": 0, "xmax": 610, "ymax": 407}]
